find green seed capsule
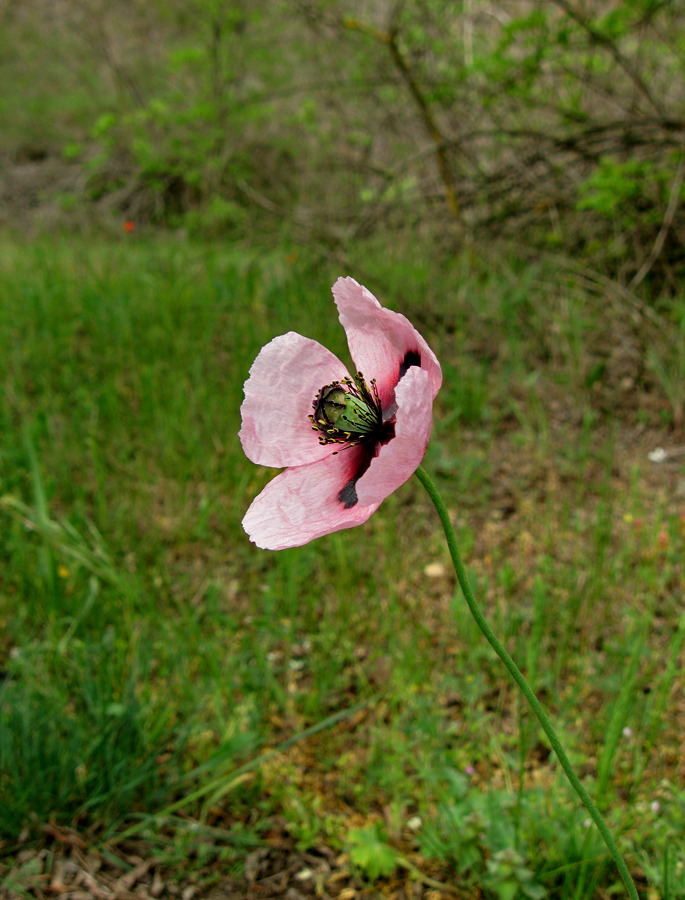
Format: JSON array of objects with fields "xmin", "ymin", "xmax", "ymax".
[
  {"xmin": 320, "ymin": 387, "xmax": 347, "ymax": 424},
  {"xmin": 312, "ymin": 373, "xmax": 383, "ymax": 446},
  {"xmin": 335, "ymin": 394, "xmax": 377, "ymax": 434}
]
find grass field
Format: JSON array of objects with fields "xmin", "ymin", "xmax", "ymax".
[{"xmin": 0, "ymin": 235, "xmax": 684, "ymax": 899}]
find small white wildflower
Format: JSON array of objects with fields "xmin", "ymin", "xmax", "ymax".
[
  {"xmin": 407, "ymin": 816, "xmax": 423, "ymax": 831},
  {"xmin": 622, "ymin": 726, "xmax": 633, "ymax": 738},
  {"xmin": 651, "ymin": 800, "xmax": 660, "ymax": 814},
  {"xmin": 648, "ymin": 447, "xmax": 668, "ymax": 463}
]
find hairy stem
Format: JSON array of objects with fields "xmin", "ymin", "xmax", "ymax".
[{"xmin": 414, "ymin": 464, "xmax": 638, "ymax": 900}]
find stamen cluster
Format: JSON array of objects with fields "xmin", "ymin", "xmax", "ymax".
[{"xmin": 309, "ymin": 372, "xmax": 382, "ymax": 449}]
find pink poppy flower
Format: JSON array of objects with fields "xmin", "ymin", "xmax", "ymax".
[{"xmin": 240, "ymin": 277, "xmax": 442, "ymax": 550}]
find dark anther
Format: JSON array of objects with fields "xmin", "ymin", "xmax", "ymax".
[{"xmin": 399, "ymin": 350, "xmax": 421, "ymax": 380}]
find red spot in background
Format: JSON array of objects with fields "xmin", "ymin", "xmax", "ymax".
[{"xmin": 123, "ymin": 221, "xmax": 136, "ymax": 233}]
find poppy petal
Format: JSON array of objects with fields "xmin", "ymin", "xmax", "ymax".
[
  {"xmin": 239, "ymin": 332, "xmax": 350, "ymax": 468},
  {"xmin": 242, "ymin": 447, "xmax": 381, "ymax": 550},
  {"xmin": 355, "ymin": 366, "xmax": 434, "ymax": 507},
  {"xmin": 332, "ymin": 277, "xmax": 442, "ymax": 410}
]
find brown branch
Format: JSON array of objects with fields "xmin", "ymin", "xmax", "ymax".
[
  {"xmin": 342, "ymin": 16, "xmax": 461, "ymax": 224},
  {"xmin": 630, "ymin": 140, "xmax": 685, "ymax": 289}
]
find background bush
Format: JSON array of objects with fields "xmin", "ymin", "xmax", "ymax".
[{"xmin": 3, "ymin": 0, "xmax": 685, "ymax": 291}]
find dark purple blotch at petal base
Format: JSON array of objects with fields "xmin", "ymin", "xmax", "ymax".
[
  {"xmin": 336, "ymin": 443, "xmax": 376, "ymax": 509},
  {"xmin": 399, "ymin": 350, "xmax": 421, "ymax": 381},
  {"xmin": 338, "ymin": 480, "xmax": 359, "ymax": 509}
]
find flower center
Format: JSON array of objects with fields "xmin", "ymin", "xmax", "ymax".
[{"xmin": 310, "ymin": 372, "xmax": 383, "ymax": 447}]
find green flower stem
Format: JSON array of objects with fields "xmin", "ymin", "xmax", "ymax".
[{"xmin": 415, "ymin": 465, "xmax": 639, "ymax": 900}]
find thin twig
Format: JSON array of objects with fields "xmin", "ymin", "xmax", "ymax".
[
  {"xmin": 551, "ymin": 0, "xmax": 667, "ymax": 119},
  {"xmin": 630, "ymin": 141, "xmax": 685, "ymax": 289}
]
